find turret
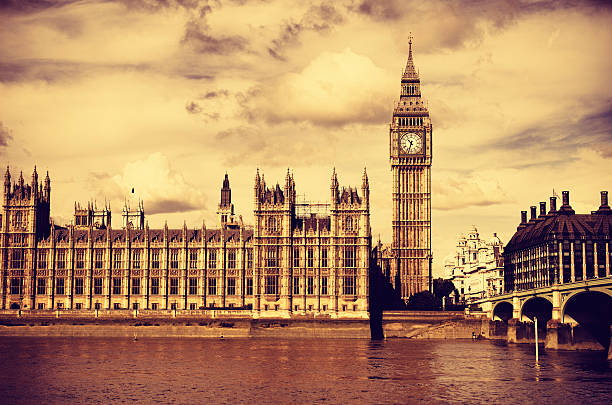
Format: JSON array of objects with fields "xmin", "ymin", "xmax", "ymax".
[
  {"xmin": 44, "ymin": 171, "xmax": 51, "ymax": 203},
  {"xmin": 3, "ymin": 166, "xmax": 10, "ymax": 202},
  {"xmin": 330, "ymin": 168, "xmax": 339, "ymax": 209},
  {"xmin": 31, "ymin": 166, "xmax": 38, "ymax": 199},
  {"xmin": 361, "ymin": 167, "xmax": 369, "ymax": 208},
  {"xmin": 218, "ymin": 173, "xmax": 235, "ymax": 227}
]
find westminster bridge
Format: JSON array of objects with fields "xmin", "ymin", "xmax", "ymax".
[{"xmin": 477, "ymin": 276, "xmax": 612, "ymax": 355}]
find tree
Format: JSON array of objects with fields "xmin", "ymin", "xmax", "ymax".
[
  {"xmin": 406, "ymin": 291, "xmax": 441, "ymax": 311},
  {"xmin": 433, "ymin": 278, "xmax": 456, "ymax": 300}
]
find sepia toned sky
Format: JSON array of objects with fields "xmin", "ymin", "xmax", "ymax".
[{"xmin": 1, "ymin": 0, "xmax": 611, "ymax": 276}]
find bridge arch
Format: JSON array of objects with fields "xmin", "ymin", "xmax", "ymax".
[
  {"xmin": 492, "ymin": 301, "xmax": 513, "ymax": 322},
  {"xmin": 561, "ymin": 288, "xmax": 612, "ymax": 350},
  {"xmin": 520, "ymin": 296, "xmax": 553, "ymax": 323}
]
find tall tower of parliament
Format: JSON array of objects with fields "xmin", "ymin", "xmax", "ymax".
[{"xmin": 389, "ymin": 36, "xmax": 432, "ymax": 301}]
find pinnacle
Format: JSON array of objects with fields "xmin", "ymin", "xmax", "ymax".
[{"xmin": 403, "ymin": 34, "xmax": 419, "ymax": 80}]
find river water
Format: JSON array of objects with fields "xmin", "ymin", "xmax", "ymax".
[{"xmin": 0, "ymin": 337, "xmax": 611, "ymax": 404}]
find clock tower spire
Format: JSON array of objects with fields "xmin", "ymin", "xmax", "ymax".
[{"xmin": 389, "ymin": 35, "xmax": 432, "ymax": 301}]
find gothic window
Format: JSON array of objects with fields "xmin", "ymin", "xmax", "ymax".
[
  {"xmin": 76, "ymin": 249, "xmax": 85, "ymax": 269},
  {"xmin": 307, "ymin": 276, "xmax": 314, "ymax": 295},
  {"xmin": 37, "ymin": 278, "xmax": 46, "ymax": 295},
  {"xmin": 307, "ymin": 247, "xmax": 314, "ymax": 268},
  {"xmin": 265, "ymin": 275, "xmax": 278, "ymax": 295},
  {"xmin": 169, "ymin": 278, "xmax": 178, "ymax": 295},
  {"xmin": 247, "ymin": 249, "xmax": 253, "ymax": 269},
  {"xmin": 321, "ymin": 247, "xmax": 328, "ymax": 268},
  {"xmin": 266, "ymin": 247, "xmax": 278, "ymax": 268},
  {"xmin": 112, "ymin": 278, "xmax": 121, "ymax": 295},
  {"xmin": 38, "ymin": 250, "xmax": 47, "ymax": 269},
  {"xmin": 321, "ymin": 277, "xmax": 328, "ymax": 295},
  {"xmin": 113, "ymin": 250, "xmax": 122, "ymax": 269},
  {"xmin": 132, "ymin": 278, "xmax": 140, "ymax": 295},
  {"xmin": 10, "ymin": 278, "xmax": 21, "ymax": 295},
  {"xmin": 189, "ymin": 278, "xmax": 198, "ymax": 295},
  {"xmin": 170, "ymin": 249, "xmax": 179, "ymax": 269},
  {"xmin": 343, "ymin": 276, "xmax": 356, "ymax": 296},
  {"xmin": 293, "ymin": 276, "xmax": 300, "ymax": 295},
  {"xmin": 208, "ymin": 278, "xmax": 217, "ymax": 295},
  {"xmin": 228, "ymin": 249, "xmax": 237, "ymax": 269},
  {"xmin": 344, "ymin": 247, "xmax": 356, "ymax": 268},
  {"xmin": 56, "ymin": 249, "xmax": 66, "ymax": 269},
  {"xmin": 293, "ymin": 247, "xmax": 300, "ymax": 268},
  {"xmin": 95, "ymin": 249, "xmax": 104, "ymax": 269},
  {"xmin": 75, "ymin": 278, "xmax": 84, "ymax": 295},
  {"xmin": 189, "ymin": 250, "xmax": 198, "ymax": 269},
  {"xmin": 246, "ymin": 278, "xmax": 253, "ymax": 296},
  {"xmin": 10, "ymin": 249, "xmax": 24, "ymax": 269},
  {"xmin": 56, "ymin": 278, "xmax": 65, "ymax": 295},
  {"xmin": 151, "ymin": 278, "xmax": 160, "ymax": 295},
  {"xmin": 94, "ymin": 278, "xmax": 103, "ymax": 295},
  {"xmin": 208, "ymin": 249, "xmax": 217, "ymax": 269},
  {"xmin": 227, "ymin": 278, "xmax": 236, "ymax": 296},
  {"xmin": 151, "ymin": 249, "xmax": 160, "ymax": 269}
]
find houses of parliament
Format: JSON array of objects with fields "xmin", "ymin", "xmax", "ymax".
[{"xmin": 0, "ymin": 40, "xmax": 433, "ymax": 317}]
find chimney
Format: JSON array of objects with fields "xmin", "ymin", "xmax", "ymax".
[
  {"xmin": 596, "ymin": 190, "xmax": 611, "ymax": 214},
  {"xmin": 530, "ymin": 206, "xmax": 537, "ymax": 222},
  {"xmin": 539, "ymin": 202, "xmax": 546, "ymax": 218},
  {"xmin": 517, "ymin": 210, "xmax": 528, "ymax": 230},
  {"xmin": 549, "ymin": 196, "xmax": 557, "ymax": 213},
  {"xmin": 559, "ymin": 190, "xmax": 575, "ymax": 215}
]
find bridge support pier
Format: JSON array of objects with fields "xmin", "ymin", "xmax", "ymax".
[
  {"xmin": 507, "ymin": 318, "xmax": 523, "ymax": 344},
  {"xmin": 609, "ymin": 325, "xmax": 612, "ymax": 361},
  {"xmin": 545, "ymin": 319, "xmax": 571, "ymax": 350}
]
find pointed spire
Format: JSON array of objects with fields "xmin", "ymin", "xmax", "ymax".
[
  {"xmin": 362, "ymin": 167, "xmax": 369, "ymax": 186},
  {"xmin": 403, "ymin": 33, "xmax": 419, "ymax": 80}
]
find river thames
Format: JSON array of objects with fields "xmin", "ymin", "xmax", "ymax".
[{"xmin": 1, "ymin": 337, "xmax": 611, "ymax": 404}]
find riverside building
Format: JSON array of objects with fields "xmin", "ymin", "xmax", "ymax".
[
  {"xmin": 503, "ymin": 191, "xmax": 612, "ymax": 292},
  {"xmin": 0, "ymin": 167, "xmax": 370, "ymax": 319}
]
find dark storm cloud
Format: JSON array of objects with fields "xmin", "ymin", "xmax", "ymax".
[
  {"xmin": 267, "ymin": 3, "xmax": 344, "ymax": 61},
  {"xmin": 0, "ymin": 60, "xmax": 149, "ymax": 83},
  {"xmin": 181, "ymin": 19, "xmax": 248, "ymax": 54},
  {"xmin": 0, "ymin": 122, "xmax": 14, "ymax": 148},
  {"xmin": 146, "ymin": 198, "xmax": 201, "ymax": 214},
  {"xmin": 492, "ymin": 101, "xmax": 612, "ymax": 158}
]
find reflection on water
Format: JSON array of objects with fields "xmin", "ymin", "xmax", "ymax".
[{"xmin": 0, "ymin": 337, "xmax": 610, "ymax": 404}]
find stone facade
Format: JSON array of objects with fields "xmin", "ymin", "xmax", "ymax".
[
  {"xmin": 252, "ymin": 169, "xmax": 370, "ymax": 319},
  {"xmin": 389, "ymin": 36, "xmax": 432, "ymax": 300},
  {"xmin": 0, "ymin": 166, "xmax": 370, "ymax": 319},
  {"xmin": 444, "ymin": 226, "xmax": 504, "ymax": 303}
]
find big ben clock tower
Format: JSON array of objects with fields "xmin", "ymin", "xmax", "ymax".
[{"xmin": 389, "ymin": 36, "xmax": 432, "ymax": 301}]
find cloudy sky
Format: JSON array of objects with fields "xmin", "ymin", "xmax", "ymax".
[{"xmin": 1, "ymin": 0, "xmax": 611, "ymax": 276}]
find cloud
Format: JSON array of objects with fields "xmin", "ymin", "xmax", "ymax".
[
  {"xmin": 0, "ymin": 60, "xmax": 150, "ymax": 83},
  {"xmin": 91, "ymin": 153, "xmax": 206, "ymax": 215},
  {"xmin": 185, "ymin": 101, "xmax": 202, "ymax": 114},
  {"xmin": 181, "ymin": 18, "xmax": 248, "ymax": 54},
  {"xmin": 0, "ymin": 122, "xmax": 13, "ymax": 148},
  {"xmin": 201, "ymin": 89, "xmax": 229, "ymax": 99},
  {"xmin": 267, "ymin": 3, "xmax": 344, "ymax": 60},
  {"xmin": 239, "ymin": 48, "xmax": 395, "ymax": 127},
  {"xmin": 433, "ymin": 172, "xmax": 509, "ymax": 211},
  {"xmin": 491, "ymin": 101, "xmax": 612, "ymax": 158}
]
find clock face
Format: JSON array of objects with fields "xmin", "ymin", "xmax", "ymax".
[{"xmin": 400, "ymin": 132, "xmax": 422, "ymax": 154}]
